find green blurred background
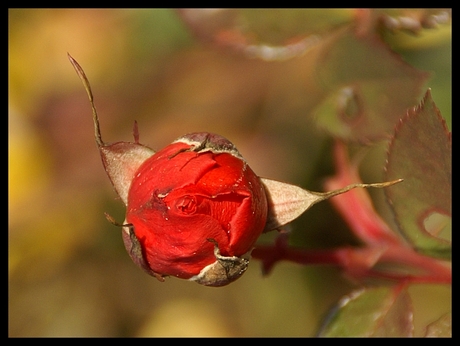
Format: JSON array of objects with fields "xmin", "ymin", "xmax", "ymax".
[{"xmin": 9, "ymin": 9, "xmax": 450, "ymax": 336}]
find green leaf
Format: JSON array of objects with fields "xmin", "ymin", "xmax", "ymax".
[
  {"xmin": 318, "ymin": 286, "xmax": 413, "ymax": 337},
  {"xmin": 424, "ymin": 312, "xmax": 452, "ymax": 337},
  {"xmin": 385, "ymin": 89, "xmax": 451, "ymax": 259},
  {"xmin": 313, "ymin": 26, "xmax": 430, "ymax": 142}
]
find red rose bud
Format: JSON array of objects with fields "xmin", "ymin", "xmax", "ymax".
[
  {"xmin": 125, "ymin": 133, "xmax": 268, "ymax": 286},
  {"xmin": 69, "ymin": 54, "xmax": 403, "ymax": 287}
]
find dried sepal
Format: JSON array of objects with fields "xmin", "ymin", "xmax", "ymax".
[
  {"xmin": 104, "ymin": 213, "xmax": 166, "ymax": 282},
  {"xmin": 68, "ymin": 53, "xmax": 155, "ymax": 205},
  {"xmin": 261, "ymin": 177, "xmax": 403, "ymax": 232},
  {"xmin": 190, "ymin": 239, "xmax": 251, "ymax": 287},
  {"xmin": 99, "ymin": 143, "xmax": 154, "ymax": 205}
]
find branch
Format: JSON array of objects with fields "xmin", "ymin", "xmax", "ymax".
[{"xmin": 252, "ymin": 234, "xmax": 451, "ymax": 284}]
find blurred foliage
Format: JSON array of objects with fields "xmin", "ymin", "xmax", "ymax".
[
  {"xmin": 319, "ymin": 286, "xmax": 414, "ymax": 337},
  {"xmin": 9, "ymin": 9, "xmax": 450, "ymax": 336}
]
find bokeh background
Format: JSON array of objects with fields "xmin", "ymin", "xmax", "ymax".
[{"xmin": 9, "ymin": 9, "xmax": 451, "ymax": 336}]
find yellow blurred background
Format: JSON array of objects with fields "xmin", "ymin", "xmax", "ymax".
[{"xmin": 9, "ymin": 9, "xmax": 451, "ymax": 336}]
